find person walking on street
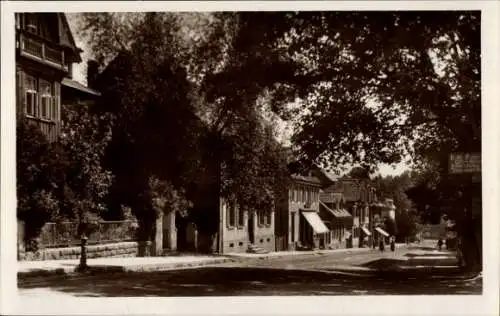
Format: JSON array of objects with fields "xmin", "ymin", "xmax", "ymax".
[{"xmin": 437, "ymin": 238, "xmax": 443, "ymax": 251}]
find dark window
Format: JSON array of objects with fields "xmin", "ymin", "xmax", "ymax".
[
  {"xmin": 227, "ymin": 201, "xmax": 236, "ymax": 227},
  {"xmin": 238, "ymin": 205, "xmax": 245, "ymax": 227}
]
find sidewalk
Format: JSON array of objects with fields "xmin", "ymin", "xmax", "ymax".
[
  {"xmin": 227, "ymin": 243, "xmax": 408, "ymax": 259},
  {"xmin": 18, "ymin": 255, "xmax": 236, "ymax": 278}
]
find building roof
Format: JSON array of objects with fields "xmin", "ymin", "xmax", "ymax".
[
  {"xmin": 319, "ymin": 191, "xmax": 344, "ymax": 204},
  {"xmin": 322, "ymin": 177, "xmax": 375, "ymax": 202},
  {"xmin": 62, "ymin": 78, "xmax": 101, "ymax": 97},
  {"xmin": 319, "ymin": 201, "xmax": 352, "ymax": 218},
  {"xmin": 291, "ymin": 174, "xmax": 323, "ymax": 186},
  {"xmin": 58, "ymin": 13, "xmax": 82, "ymax": 62}
]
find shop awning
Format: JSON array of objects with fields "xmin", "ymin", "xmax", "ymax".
[
  {"xmin": 361, "ymin": 226, "xmax": 372, "ymax": 236},
  {"xmin": 375, "ymin": 227, "xmax": 389, "ymax": 237},
  {"xmin": 301, "ymin": 211, "xmax": 330, "ymax": 234},
  {"xmin": 319, "ymin": 201, "xmax": 352, "ymax": 218}
]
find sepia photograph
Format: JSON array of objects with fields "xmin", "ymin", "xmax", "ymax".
[{"xmin": 1, "ymin": 1, "xmax": 499, "ymax": 315}]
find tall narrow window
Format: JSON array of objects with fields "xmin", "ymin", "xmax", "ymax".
[
  {"xmin": 39, "ymin": 80, "xmax": 52, "ymax": 120},
  {"xmin": 266, "ymin": 211, "xmax": 271, "ymax": 226},
  {"xmin": 258, "ymin": 210, "xmax": 265, "ymax": 226},
  {"xmin": 25, "ymin": 75, "xmax": 37, "ymax": 116},
  {"xmin": 227, "ymin": 201, "xmax": 236, "ymax": 227},
  {"xmin": 238, "ymin": 205, "xmax": 244, "ymax": 227}
]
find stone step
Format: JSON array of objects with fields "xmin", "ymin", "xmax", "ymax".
[{"xmin": 247, "ymin": 244, "xmax": 269, "ymax": 254}]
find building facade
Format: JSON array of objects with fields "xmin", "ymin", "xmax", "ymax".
[
  {"xmin": 218, "ymin": 198, "xmax": 275, "ymax": 254},
  {"xmin": 318, "ymin": 192, "xmax": 354, "ymax": 249},
  {"xmin": 321, "ymin": 178, "xmax": 381, "ymax": 248},
  {"xmin": 15, "ymin": 13, "xmax": 83, "ymax": 141},
  {"xmin": 275, "ymin": 168, "xmax": 334, "ymax": 251}
]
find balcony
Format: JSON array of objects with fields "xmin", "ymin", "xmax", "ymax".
[{"xmin": 19, "ymin": 33, "xmax": 68, "ymax": 72}]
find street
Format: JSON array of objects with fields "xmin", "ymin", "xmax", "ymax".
[{"xmin": 18, "ymin": 244, "xmax": 482, "ymax": 297}]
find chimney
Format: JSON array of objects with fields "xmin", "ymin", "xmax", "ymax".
[{"xmin": 87, "ymin": 60, "xmax": 99, "ymax": 89}]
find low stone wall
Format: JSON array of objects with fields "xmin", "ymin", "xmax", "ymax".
[{"xmin": 19, "ymin": 241, "xmax": 153, "ymax": 261}]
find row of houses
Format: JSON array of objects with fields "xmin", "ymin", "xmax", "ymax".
[
  {"xmin": 16, "ymin": 13, "xmax": 397, "ymax": 257},
  {"xmin": 219, "ymin": 166, "xmax": 397, "ymax": 254}
]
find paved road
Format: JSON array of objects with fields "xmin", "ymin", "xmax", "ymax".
[
  {"xmin": 18, "ymin": 245, "xmax": 482, "ymax": 298},
  {"xmin": 224, "ymin": 248, "xmax": 408, "ymax": 270}
]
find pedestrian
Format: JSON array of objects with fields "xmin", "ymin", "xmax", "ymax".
[
  {"xmin": 390, "ymin": 236, "xmax": 395, "ymax": 252},
  {"xmin": 379, "ymin": 238, "xmax": 384, "ymax": 252},
  {"xmin": 437, "ymin": 238, "xmax": 443, "ymax": 251}
]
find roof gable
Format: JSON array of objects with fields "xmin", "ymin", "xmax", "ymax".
[{"xmin": 58, "ymin": 13, "xmax": 82, "ymax": 62}]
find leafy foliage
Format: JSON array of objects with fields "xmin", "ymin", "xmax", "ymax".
[
  {"xmin": 17, "ymin": 120, "xmax": 64, "ymax": 250},
  {"xmin": 17, "ymin": 101, "xmax": 113, "ymax": 248},
  {"xmin": 78, "ymin": 13, "xmax": 290, "ymax": 239},
  {"xmin": 57, "ymin": 102, "xmax": 114, "ymax": 234}
]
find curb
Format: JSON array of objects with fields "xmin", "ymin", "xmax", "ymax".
[
  {"xmin": 18, "ymin": 257, "xmax": 236, "ymax": 279},
  {"xmin": 227, "ymin": 244, "xmax": 409, "ymax": 261}
]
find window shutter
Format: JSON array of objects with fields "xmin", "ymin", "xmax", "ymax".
[
  {"xmin": 54, "ymin": 81, "xmax": 60, "ymax": 122},
  {"xmin": 17, "ymin": 69, "xmax": 25, "ymax": 117},
  {"xmin": 226, "ymin": 201, "xmax": 231, "ymax": 228}
]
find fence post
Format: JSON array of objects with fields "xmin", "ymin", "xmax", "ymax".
[
  {"xmin": 153, "ymin": 212, "xmax": 163, "ymax": 256},
  {"xmin": 17, "ymin": 220, "xmax": 25, "ymax": 260}
]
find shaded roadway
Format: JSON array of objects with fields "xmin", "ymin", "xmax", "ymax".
[{"xmin": 18, "ymin": 244, "xmax": 482, "ymax": 297}]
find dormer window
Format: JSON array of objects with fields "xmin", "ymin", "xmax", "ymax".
[{"xmin": 25, "ymin": 14, "xmax": 39, "ymax": 34}]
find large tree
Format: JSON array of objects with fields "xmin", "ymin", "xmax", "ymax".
[
  {"xmin": 77, "ymin": 11, "xmax": 480, "ymax": 262},
  {"xmin": 201, "ymin": 11, "xmax": 480, "ymax": 266},
  {"xmin": 77, "ymin": 13, "xmax": 290, "ymax": 250}
]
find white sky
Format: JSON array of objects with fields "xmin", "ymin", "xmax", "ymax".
[{"xmin": 67, "ymin": 14, "xmax": 409, "ymax": 177}]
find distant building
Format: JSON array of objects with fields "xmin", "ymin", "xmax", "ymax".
[
  {"xmin": 321, "ymin": 177, "xmax": 379, "ymax": 248},
  {"xmin": 218, "ymin": 197, "xmax": 275, "ymax": 254},
  {"xmin": 274, "ymin": 166, "xmax": 335, "ymax": 251}
]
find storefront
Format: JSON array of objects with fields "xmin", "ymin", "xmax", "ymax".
[
  {"xmin": 318, "ymin": 201, "xmax": 353, "ymax": 249},
  {"xmin": 299, "ymin": 209, "xmax": 330, "ymax": 249}
]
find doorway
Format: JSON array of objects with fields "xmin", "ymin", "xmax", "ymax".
[{"xmin": 248, "ymin": 211, "xmax": 255, "ymax": 244}]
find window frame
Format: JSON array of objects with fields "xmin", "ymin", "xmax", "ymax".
[
  {"xmin": 39, "ymin": 79, "xmax": 53, "ymax": 120},
  {"xmin": 24, "ymin": 74, "xmax": 38, "ymax": 117}
]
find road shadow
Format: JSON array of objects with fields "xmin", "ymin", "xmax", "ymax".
[
  {"xmin": 18, "ymin": 267, "xmax": 482, "ymax": 297},
  {"xmin": 362, "ymin": 258, "xmax": 407, "ymax": 270},
  {"xmin": 404, "ymin": 253, "xmax": 455, "ymax": 258}
]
